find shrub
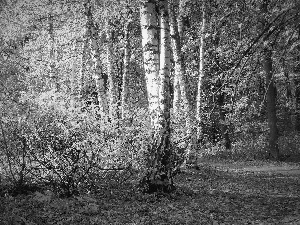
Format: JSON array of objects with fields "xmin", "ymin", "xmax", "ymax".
[{"xmin": 0, "ymin": 90, "xmax": 155, "ymax": 197}]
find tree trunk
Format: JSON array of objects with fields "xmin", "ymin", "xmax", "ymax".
[
  {"xmin": 139, "ymin": 0, "xmax": 174, "ymax": 193},
  {"xmin": 79, "ymin": 35, "xmax": 90, "ymax": 98},
  {"xmin": 121, "ymin": 21, "xmax": 131, "ymax": 119},
  {"xmin": 157, "ymin": 0, "xmax": 172, "ymax": 189},
  {"xmin": 261, "ymin": 0, "xmax": 279, "ymax": 160},
  {"xmin": 91, "ymin": 27, "xmax": 109, "ymax": 114},
  {"xmin": 47, "ymin": 0, "xmax": 58, "ymax": 91},
  {"xmin": 291, "ymin": 76, "xmax": 300, "ymax": 131},
  {"xmin": 211, "ymin": 19, "xmax": 231, "ymax": 150},
  {"xmin": 172, "ymin": 0, "xmax": 184, "ymax": 113},
  {"xmin": 264, "ymin": 49, "xmax": 279, "ymax": 159},
  {"xmin": 106, "ymin": 26, "xmax": 118, "ymax": 120},
  {"xmin": 140, "ymin": 0, "xmax": 160, "ymax": 128},
  {"xmin": 84, "ymin": 0, "xmax": 108, "ymax": 114},
  {"xmin": 196, "ymin": 0, "xmax": 206, "ymax": 135},
  {"xmin": 70, "ymin": 40, "xmax": 77, "ymax": 95},
  {"xmin": 217, "ymin": 85, "xmax": 231, "ymax": 150},
  {"xmin": 69, "ymin": 39, "xmax": 78, "ymax": 108},
  {"xmin": 291, "ymin": 28, "xmax": 300, "ymax": 131},
  {"xmin": 177, "ymin": 0, "xmax": 184, "ymax": 41},
  {"xmin": 172, "ymin": 72, "xmax": 182, "ymax": 113},
  {"xmin": 169, "ymin": 0, "xmax": 196, "ymax": 167}
]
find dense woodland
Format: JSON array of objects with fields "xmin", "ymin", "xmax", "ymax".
[{"xmin": 0, "ymin": 0, "xmax": 300, "ymax": 223}]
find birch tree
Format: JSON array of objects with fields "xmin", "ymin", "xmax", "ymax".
[
  {"xmin": 172, "ymin": 0, "xmax": 187, "ymax": 114},
  {"xmin": 139, "ymin": 0, "xmax": 174, "ymax": 193},
  {"xmin": 121, "ymin": 20, "xmax": 131, "ymax": 118},
  {"xmin": 169, "ymin": 0, "xmax": 196, "ymax": 166},
  {"xmin": 69, "ymin": 39, "xmax": 79, "ymax": 107},
  {"xmin": 140, "ymin": 0, "xmax": 160, "ymax": 128},
  {"xmin": 47, "ymin": 0, "xmax": 57, "ymax": 91},
  {"xmin": 83, "ymin": 0, "xmax": 108, "ymax": 114},
  {"xmin": 106, "ymin": 25, "xmax": 118, "ymax": 119},
  {"xmin": 79, "ymin": 8, "xmax": 90, "ymax": 98},
  {"xmin": 171, "ymin": 0, "xmax": 183, "ymax": 113},
  {"xmin": 196, "ymin": 0, "xmax": 206, "ymax": 131}
]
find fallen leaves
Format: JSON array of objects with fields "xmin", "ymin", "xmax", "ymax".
[{"xmin": 0, "ymin": 161, "xmax": 300, "ymax": 224}]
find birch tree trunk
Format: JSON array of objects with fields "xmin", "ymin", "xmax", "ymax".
[
  {"xmin": 140, "ymin": 0, "xmax": 160, "ymax": 128},
  {"xmin": 157, "ymin": 0, "xmax": 172, "ymax": 166},
  {"xmin": 69, "ymin": 39, "xmax": 78, "ymax": 108},
  {"xmin": 70, "ymin": 40, "xmax": 77, "ymax": 95},
  {"xmin": 106, "ymin": 27, "xmax": 118, "ymax": 119},
  {"xmin": 169, "ymin": 0, "xmax": 196, "ymax": 166},
  {"xmin": 91, "ymin": 33, "xmax": 108, "ymax": 114},
  {"xmin": 261, "ymin": 0, "xmax": 279, "ymax": 160},
  {"xmin": 121, "ymin": 21, "xmax": 131, "ymax": 119},
  {"xmin": 80, "ymin": 1, "xmax": 92, "ymax": 99},
  {"xmin": 79, "ymin": 34, "xmax": 89, "ymax": 98},
  {"xmin": 47, "ymin": 0, "xmax": 58, "ymax": 91},
  {"xmin": 84, "ymin": 0, "xmax": 108, "ymax": 114},
  {"xmin": 172, "ymin": 71, "xmax": 182, "ymax": 112},
  {"xmin": 139, "ymin": 0, "xmax": 174, "ymax": 193},
  {"xmin": 196, "ymin": 0, "xmax": 206, "ymax": 129},
  {"xmin": 177, "ymin": 0, "xmax": 185, "ymax": 38},
  {"xmin": 172, "ymin": 0, "xmax": 184, "ymax": 113}
]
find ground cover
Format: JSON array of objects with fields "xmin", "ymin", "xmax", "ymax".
[{"xmin": 1, "ymin": 160, "xmax": 299, "ymax": 225}]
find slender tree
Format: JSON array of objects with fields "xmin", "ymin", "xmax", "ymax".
[
  {"xmin": 47, "ymin": 0, "xmax": 57, "ymax": 91},
  {"xmin": 69, "ymin": 39, "xmax": 78, "ymax": 107},
  {"xmin": 172, "ymin": 0, "xmax": 184, "ymax": 113},
  {"xmin": 169, "ymin": 0, "xmax": 196, "ymax": 166},
  {"xmin": 196, "ymin": 0, "xmax": 206, "ymax": 130},
  {"xmin": 79, "ymin": 21, "xmax": 90, "ymax": 98},
  {"xmin": 106, "ymin": 24, "xmax": 118, "ymax": 119},
  {"xmin": 121, "ymin": 20, "xmax": 131, "ymax": 118},
  {"xmin": 84, "ymin": 0, "xmax": 109, "ymax": 113},
  {"xmin": 139, "ymin": 0, "xmax": 174, "ymax": 193},
  {"xmin": 261, "ymin": 0, "xmax": 279, "ymax": 160}
]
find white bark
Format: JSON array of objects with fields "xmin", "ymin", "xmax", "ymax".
[
  {"xmin": 140, "ymin": 0, "xmax": 160, "ymax": 127},
  {"xmin": 158, "ymin": 0, "xmax": 171, "ymax": 131},
  {"xmin": 70, "ymin": 40, "xmax": 76, "ymax": 94},
  {"xmin": 91, "ymin": 35, "xmax": 108, "ymax": 114},
  {"xmin": 196, "ymin": 1, "xmax": 206, "ymax": 129},
  {"xmin": 177, "ymin": 0, "xmax": 185, "ymax": 39},
  {"xmin": 69, "ymin": 39, "xmax": 78, "ymax": 107},
  {"xmin": 79, "ymin": 36, "xmax": 89, "ymax": 96},
  {"xmin": 139, "ymin": 0, "xmax": 174, "ymax": 193},
  {"xmin": 84, "ymin": 0, "xmax": 108, "ymax": 114},
  {"xmin": 47, "ymin": 0, "xmax": 57, "ymax": 91},
  {"xmin": 121, "ymin": 21, "xmax": 131, "ymax": 119},
  {"xmin": 172, "ymin": 73, "xmax": 182, "ymax": 113},
  {"xmin": 106, "ymin": 27, "xmax": 117, "ymax": 119},
  {"xmin": 169, "ymin": 0, "xmax": 196, "ymax": 165},
  {"xmin": 171, "ymin": 0, "xmax": 184, "ymax": 113}
]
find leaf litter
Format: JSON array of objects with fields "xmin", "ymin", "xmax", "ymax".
[{"xmin": 0, "ymin": 161, "xmax": 300, "ymax": 224}]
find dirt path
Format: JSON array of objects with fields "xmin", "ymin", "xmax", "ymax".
[{"xmin": 199, "ymin": 160, "xmax": 300, "ymax": 176}]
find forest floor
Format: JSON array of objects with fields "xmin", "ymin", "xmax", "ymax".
[{"xmin": 1, "ymin": 160, "xmax": 300, "ymax": 225}]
